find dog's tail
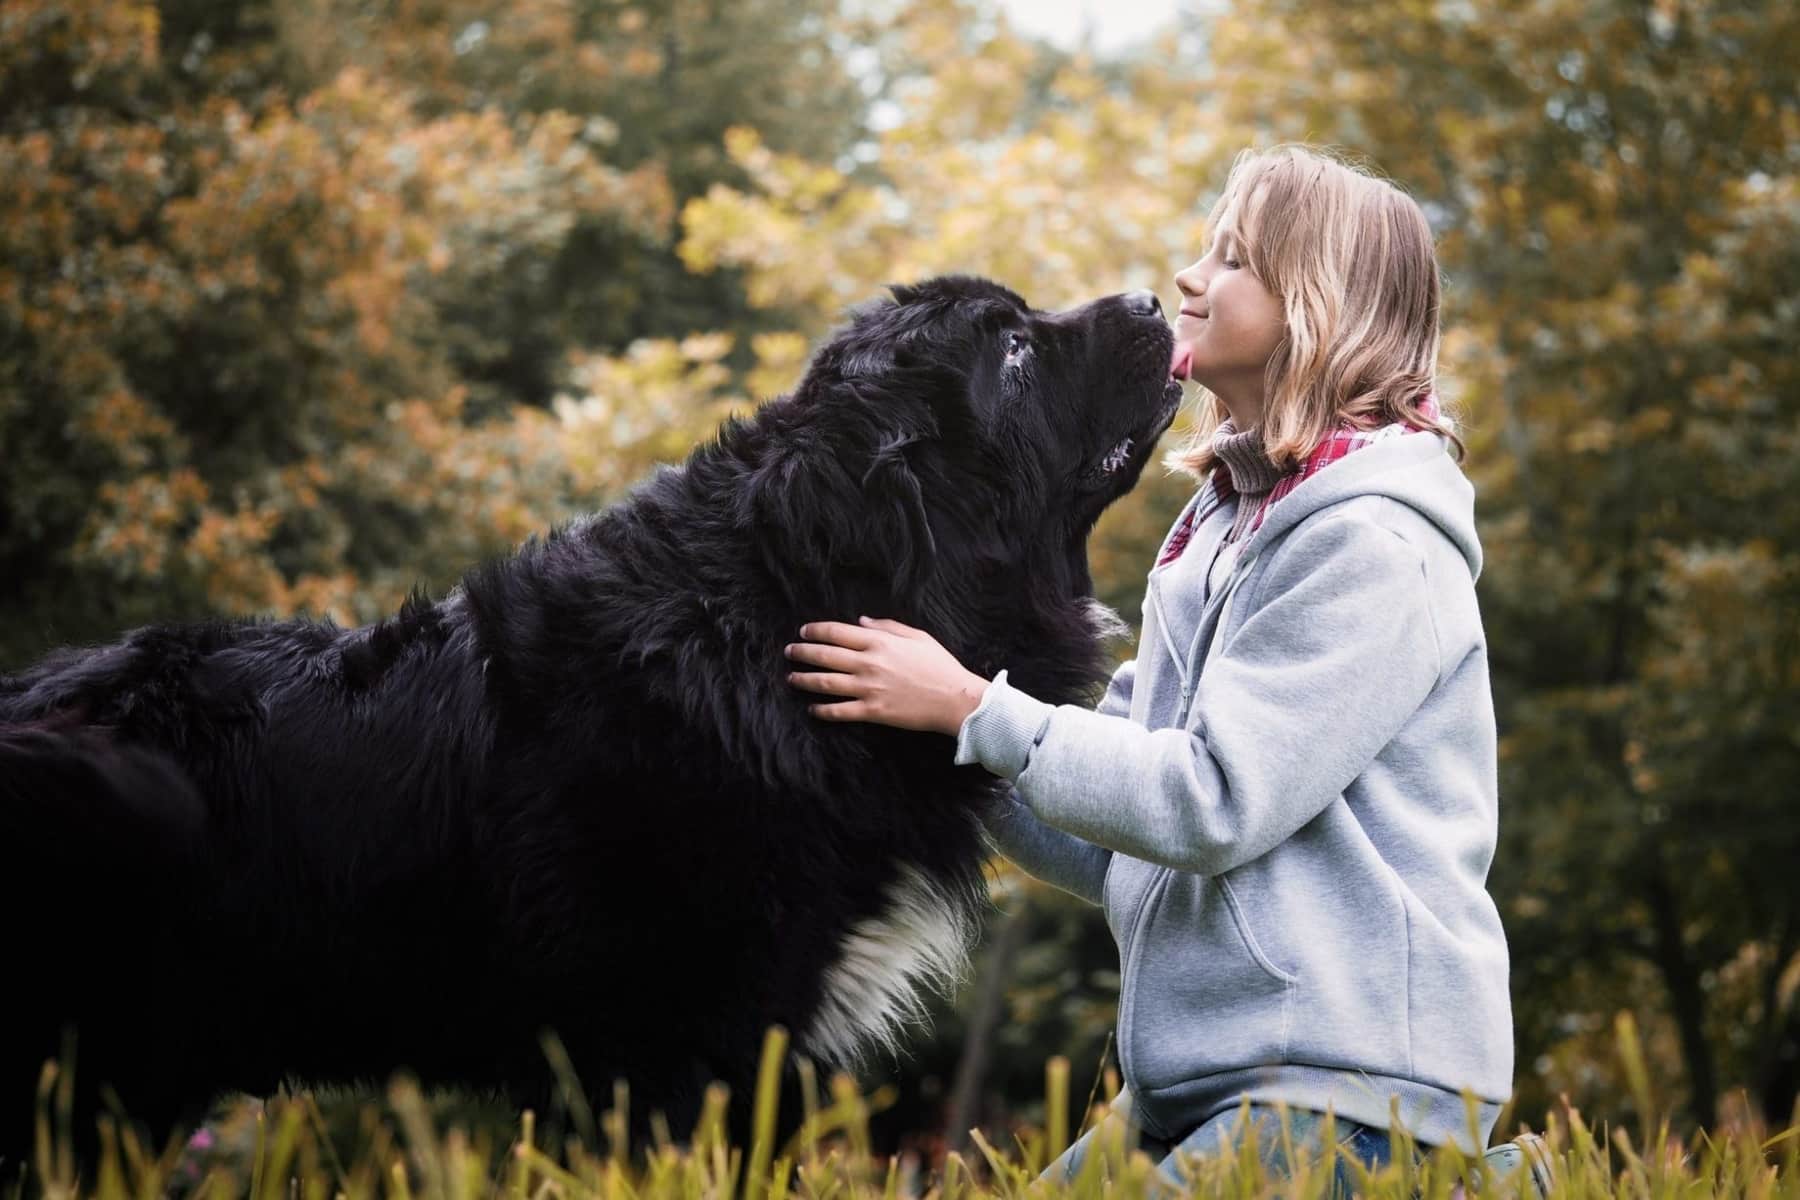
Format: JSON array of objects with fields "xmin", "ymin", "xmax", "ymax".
[
  {"xmin": 0, "ymin": 723, "xmax": 207, "ymax": 974},
  {"xmin": 0, "ymin": 723, "xmax": 208, "ymax": 1164}
]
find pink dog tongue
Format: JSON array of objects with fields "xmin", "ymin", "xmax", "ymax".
[{"xmin": 1170, "ymin": 344, "xmax": 1193, "ymax": 381}]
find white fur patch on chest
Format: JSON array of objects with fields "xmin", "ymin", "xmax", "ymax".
[
  {"xmin": 1081, "ymin": 597, "xmax": 1131, "ymax": 644},
  {"xmin": 802, "ymin": 864, "xmax": 978, "ymax": 1069}
]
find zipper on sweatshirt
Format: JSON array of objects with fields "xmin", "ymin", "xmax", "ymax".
[{"xmin": 1176, "ymin": 554, "xmax": 1259, "ymax": 727}]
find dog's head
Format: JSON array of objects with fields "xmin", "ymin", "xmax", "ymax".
[
  {"xmin": 783, "ymin": 275, "xmax": 1178, "ymax": 588},
  {"xmin": 716, "ymin": 276, "xmax": 1178, "ymax": 704}
]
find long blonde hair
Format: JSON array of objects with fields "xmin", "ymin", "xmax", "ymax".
[{"xmin": 1167, "ymin": 145, "xmax": 1464, "ymax": 478}]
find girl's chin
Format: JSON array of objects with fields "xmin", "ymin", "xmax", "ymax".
[{"xmin": 1178, "ymin": 346, "xmax": 1224, "ymax": 387}]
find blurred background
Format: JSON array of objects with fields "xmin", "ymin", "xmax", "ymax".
[{"xmin": 2, "ymin": 0, "xmax": 1796, "ymax": 1161}]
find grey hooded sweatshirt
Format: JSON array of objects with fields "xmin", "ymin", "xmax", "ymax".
[{"xmin": 956, "ymin": 431, "xmax": 1514, "ymax": 1154}]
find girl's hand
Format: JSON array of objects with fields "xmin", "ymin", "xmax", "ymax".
[{"xmin": 784, "ymin": 616, "xmax": 990, "ymax": 736}]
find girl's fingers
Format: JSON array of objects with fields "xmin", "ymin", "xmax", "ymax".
[
  {"xmin": 787, "ymin": 670, "xmax": 865, "ymax": 697},
  {"xmin": 858, "ymin": 616, "xmax": 924, "ymax": 639},
  {"xmin": 797, "ymin": 620, "xmax": 880, "ymax": 650},
  {"xmin": 783, "ymin": 641, "xmax": 862, "ymax": 672},
  {"xmin": 811, "ymin": 700, "xmax": 873, "ymax": 722}
]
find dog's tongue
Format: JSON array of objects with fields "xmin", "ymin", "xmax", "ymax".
[{"xmin": 1170, "ymin": 344, "xmax": 1193, "ymax": 381}]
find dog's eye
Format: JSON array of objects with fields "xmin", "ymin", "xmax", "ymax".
[{"xmin": 1003, "ymin": 332, "xmax": 1030, "ymax": 365}]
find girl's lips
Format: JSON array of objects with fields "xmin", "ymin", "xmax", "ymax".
[
  {"xmin": 1170, "ymin": 343, "xmax": 1194, "ymax": 381},
  {"xmin": 1174, "ymin": 309, "xmax": 1209, "ymax": 337}
]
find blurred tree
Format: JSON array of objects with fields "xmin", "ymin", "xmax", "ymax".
[
  {"xmin": 1, "ymin": 2, "xmax": 592, "ymax": 657},
  {"xmin": 272, "ymin": 0, "xmax": 869, "ymax": 409},
  {"xmin": 0, "ymin": 0, "xmax": 865, "ymax": 662}
]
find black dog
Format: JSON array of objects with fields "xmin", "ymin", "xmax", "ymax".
[{"xmin": 0, "ymin": 276, "xmax": 1179, "ymax": 1161}]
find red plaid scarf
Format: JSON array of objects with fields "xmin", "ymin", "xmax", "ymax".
[{"xmin": 1157, "ymin": 394, "xmax": 1442, "ymax": 567}]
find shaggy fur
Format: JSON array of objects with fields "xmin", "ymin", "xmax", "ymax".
[{"xmin": 0, "ymin": 276, "xmax": 1179, "ymax": 1160}]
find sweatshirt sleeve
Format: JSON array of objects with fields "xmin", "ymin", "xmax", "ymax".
[
  {"xmin": 968, "ymin": 659, "xmax": 1132, "ymax": 904},
  {"xmin": 956, "ymin": 516, "xmax": 1442, "ymax": 877}
]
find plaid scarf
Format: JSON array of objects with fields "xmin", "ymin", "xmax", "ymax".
[{"xmin": 1157, "ymin": 394, "xmax": 1442, "ymax": 567}]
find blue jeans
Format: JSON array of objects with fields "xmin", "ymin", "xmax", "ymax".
[{"xmin": 1043, "ymin": 1101, "xmax": 1417, "ymax": 1196}]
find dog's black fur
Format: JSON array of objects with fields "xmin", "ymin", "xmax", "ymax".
[{"xmin": 0, "ymin": 276, "xmax": 1178, "ymax": 1161}]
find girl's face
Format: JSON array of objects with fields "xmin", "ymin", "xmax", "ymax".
[{"xmin": 1171, "ymin": 227, "xmax": 1286, "ymax": 423}]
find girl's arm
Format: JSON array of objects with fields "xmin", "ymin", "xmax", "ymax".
[
  {"xmin": 983, "ymin": 790, "xmax": 1112, "ymax": 904},
  {"xmin": 978, "ymin": 660, "xmax": 1131, "ymax": 905}
]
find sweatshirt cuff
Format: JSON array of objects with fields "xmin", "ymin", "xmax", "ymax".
[{"xmin": 953, "ymin": 669, "xmax": 1055, "ymax": 779}]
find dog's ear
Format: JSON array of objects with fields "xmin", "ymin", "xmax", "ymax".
[
  {"xmin": 744, "ymin": 442, "xmax": 869, "ymax": 610},
  {"xmin": 841, "ymin": 325, "xmax": 928, "ymax": 380},
  {"xmin": 862, "ymin": 432, "xmax": 939, "ymax": 595},
  {"xmin": 840, "ymin": 343, "xmax": 896, "ymax": 379},
  {"xmin": 743, "ymin": 434, "xmax": 938, "ymax": 586},
  {"xmin": 836, "ymin": 286, "xmax": 947, "ymax": 379}
]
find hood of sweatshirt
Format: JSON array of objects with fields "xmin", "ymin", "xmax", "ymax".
[{"xmin": 1235, "ymin": 430, "xmax": 1482, "ymax": 582}]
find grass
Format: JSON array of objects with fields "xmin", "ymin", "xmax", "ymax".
[{"xmin": 8, "ymin": 1024, "xmax": 1799, "ymax": 1199}]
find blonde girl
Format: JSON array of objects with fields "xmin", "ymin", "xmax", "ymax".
[{"xmin": 784, "ymin": 146, "xmax": 1515, "ymax": 1190}]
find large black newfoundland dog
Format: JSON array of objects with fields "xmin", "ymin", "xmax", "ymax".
[{"xmin": 0, "ymin": 276, "xmax": 1179, "ymax": 1157}]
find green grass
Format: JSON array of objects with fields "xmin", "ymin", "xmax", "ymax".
[{"xmin": 9, "ymin": 1025, "xmax": 1799, "ymax": 1199}]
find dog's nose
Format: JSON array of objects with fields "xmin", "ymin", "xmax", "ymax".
[{"xmin": 1123, "ymin": 290, "xmax": 1163, "ymax": 317}]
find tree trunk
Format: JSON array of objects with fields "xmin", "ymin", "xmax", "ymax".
[
  {"xmin": 943, "ymin": 904, "xmax": 1030, "ymax": 1151},
  {"xmin": 1645, "ymin": 868, "xmax": 1718, "ymax": 1129},
  {"xmin": 1758, "ymin": 1000, "xmax": 1800, "ymax": 1129},
  {"xmin": 1757, "ymin": 921, "xmax": 1800, "ymax": 1127}
]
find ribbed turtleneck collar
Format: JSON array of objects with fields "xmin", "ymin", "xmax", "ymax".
[{"xmin": 1211, "ymin": 419, "xmax": 1285, "ymax": 497}]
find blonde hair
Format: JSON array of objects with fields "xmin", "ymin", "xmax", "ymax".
[{"xmin": 1166, "ymin": 145, "xmax": 1464, "ymax": 478}]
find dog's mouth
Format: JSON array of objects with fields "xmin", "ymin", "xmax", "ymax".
[
  {"xmin": 1089, "ymin": 373, "xmax": 1184, "ymax": 481},
  {"xmin": 1063, "ymin": 295, "xmax": 1183, "ymax": 492}
]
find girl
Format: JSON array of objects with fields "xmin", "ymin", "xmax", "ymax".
[{"xmin": 783, "ymin": 146, "xmax": 1516, "ymax": 1191}]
